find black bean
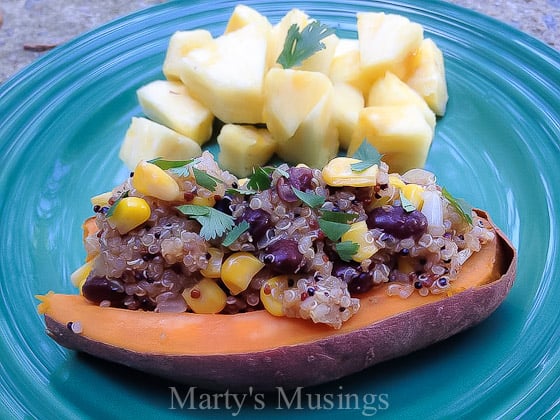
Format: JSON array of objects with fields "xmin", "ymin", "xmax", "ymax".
[
  {"xmin": 276, "ymin": 176, "xmax": 298, "ymax": 203},
  {"xmin": 287, "ymin": 167, "xmax": 313, "ymax": 191},
  {"xmin": 239, "ymin": 208, "xmax": 271, "ymax": 240},
  {"xmin": 214, "ymin": 195, "xmax": 233, "ymax": 215},
  {"xmin": 82, "ymin": 276, "xmax": 125, "ymax": 306},
  {"xmin": 332, "ymin": 263, "xmax": 374, "ymax": 295},
  {"xmin": 366, "ymin": 205, "xmax": 428, "ymax": 239},
  {"xmin": 263, "ymin": 239, "xmax": 304, "ymax": 274},
  {"xmin": 276, "ymin": 167, "xmax": 314, "ymax": 203}
]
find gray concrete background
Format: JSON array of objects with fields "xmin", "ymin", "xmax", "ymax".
[{"xmin": 1, "ymin": 0, "xmax": 559, "ymax": 83}]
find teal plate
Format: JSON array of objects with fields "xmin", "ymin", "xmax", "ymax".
[{"xmin": 0, "ymin": 0, "xmax": 559, "ymax": 418}]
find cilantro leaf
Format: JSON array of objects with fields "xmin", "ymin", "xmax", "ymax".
[
  {"xmin": 169, "ymin": 166, "xmax": 191, "ymax": 177},
  {"xmin": 319, "ymin": 210, "xmax": 358, "ymax": 223},
  {"xmin": 349, "ymin": 140, "xmax": 382, "ymax": 172},
  {"xmin": 246, "ymin": 167, "xmax": 274, "ymax": 191},
  {"xmin": 226, "ymin": 187, "xmax": 257, "ymax": 196},
  {"xmin": 335, "ymin": 241, "xmax": 359, "ymax": 262},
  {"xmin": 222, "ymin": 220, "xmax": 250, "ymax": 247},
  {"xmin": 291, "ymin": 187, "xmax": 325, "ymax": 208},
  {"xmin": 105, "ymin": 191, "xmax": 129, "ymax": 218},
  {"xmin": 147, "ymin": 157, "xmax": 195, "ymax": 170},
  {"xmin": 192, "ymin": 167, "xmax": 220, "ymax": 192},
  {"xmin": 442, "ymin": 187, "xmax": 474, "ymax": 225},
  {"xmin": 277, "ymin": 21, "xmax": 336, "ymax": 69},
  {"xmin": 399, "ymin": 191, "xmax": 416, "ymax": 212},
  {"xmin": 318, "ymin": 219, "xmax": 351, "ymax": 241},
  {"xmin": 176, "ymin": 204, "xmax": 235, "ymax": 240}
]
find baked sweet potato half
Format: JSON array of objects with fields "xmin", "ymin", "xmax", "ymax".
[{"xmin": 40, "ymin": 204, "xmax": 515, "ymax": 391}]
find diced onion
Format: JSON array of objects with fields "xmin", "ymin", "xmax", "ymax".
[{"xmin": 421, "ymin": 190, "xmax": 445, "ymax": 235}]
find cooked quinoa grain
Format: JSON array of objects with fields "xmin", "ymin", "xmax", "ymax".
[{"xmin": 79, "ymin": 151, "xmax": 494, "ymax": 328}]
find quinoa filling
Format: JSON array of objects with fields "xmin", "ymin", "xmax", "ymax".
[{"xmin": 79, "ymin": 150, "xmax": 494, "ymax": 329}]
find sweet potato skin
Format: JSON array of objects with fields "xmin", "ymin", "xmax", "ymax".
[{"xmin": 43, "ymin": 212, "xmax": 516, "ymax": 391}]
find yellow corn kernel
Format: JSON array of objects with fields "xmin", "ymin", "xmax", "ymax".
[
  {"xmin": 183, "ymin": 278, "xmax": 227, "ymax": 314},
  {"xmin": 322, "ymin": 157, "xmax": 378, "ymax": 187},
  {"xmin": 90, "ymin": 191, "xmax": 112, "ymax": 207},
  {"xmin": 340, "ymin": 220, "xmax": 379, "ymax": 262},
  {"xmin": 191, "ymin": 195, "xmax": 216, "ymax": 207},
  {"xmin": 132, "ymin": 161, "xmax": 181, "ymax": 201},
  {"xmin": 401, "ymin": 183, "xmax": 424, "ymax": 209},
  {"xmin": 221, "ymin": 252, "xmax": 265, "ymax": 295},
  {"xmin": 388, "ymin": 174, "xmax": 406, "ymax": 189},
  {"xmin": 70, "ymin": 260, "xmax": 93, "ymax": 288},
  {"xmin": 260, "ymin": 275, "xmax": 287, "ymax": 317},
  {"xmin": 200, "ymin": 247, "xmax": 223, "ymax": 278},
  {"xmin": 107, "ymin": 196, "xmax": 151, "ymax": 234}
]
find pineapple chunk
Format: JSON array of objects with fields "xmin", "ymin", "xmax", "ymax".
[
  {"xmin": 179, "ymin": 24, "xmax": 269, "ymax": 124},
  {"xmin": 268, "ymin": 8, "xmax": 339, "ymax": 74},
  {"xmin": 136, "ymin": 80, "xmax": 213, "ymax": 145},
  {"xmin": 225, "ymin": 4, "xmax": 272, "ymax": 34},
  {"xmin": 406, "ymin": 38, "xmax": 449, "ymax": 116},
  {"xmin": 119, "ymin": 117, "xmax": 202, "ymax": 170},
  {"xmin": 348, "ymin": 105, "xmax": 433, "ymax": 173},
  {"xmin": 328, "ymin": 39, "xmax": 371, "ymax": 96},
  {"xmin": 162, "ymin": 30, "xmax": 213, "ymax": 81},
  {"xmin": 367, "ymin": 72, "xmax": 435, "ymax": 130},
  {"xmin": 332, "ymin": 83, "xmax": 364, "ymax": 149},
  {"xmin": 263, "ymin": 68, "xmax": 338, "ymax": 168},
  {"xmin": 217, "ymin": 124, "xmax": 277, "ymax": 177},
  {"xmin": 357, "ymin": 12, "xmax": 423, "ymax": 77},
  {"xmin": 285, "ymin": 92, "xmax": 339, "ymax": 168},
  {"xmin": 263, "ymin": 68, "xmax": 332, "ymax": 141}
]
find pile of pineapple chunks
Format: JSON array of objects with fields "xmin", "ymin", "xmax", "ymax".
[{"xmin": 119, "ymin": 5, "xmax": 448, "ymax": 177}]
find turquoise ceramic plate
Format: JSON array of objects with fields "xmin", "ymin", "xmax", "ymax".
[{"xmin": 1, "ymin": 0, "xmax": 559, "ymax": 418}]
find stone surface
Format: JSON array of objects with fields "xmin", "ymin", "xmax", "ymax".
[{"xmin": 0, "ymin": 0, "xmax": 559, "ymax": 83}]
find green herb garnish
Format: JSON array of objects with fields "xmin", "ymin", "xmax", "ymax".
[
  {"xmin": 147, "ymin": 157, "xmax": 195, "ymax": 170},
  {"xmin": 291, "ymin": 187, "xmax": 325, "ymax": 208},
  {"xmin": 176, "ymin": 204, "xmax": 235, "ymax": 240},
  {"xmin": 246, "ymin": 167, "xmax": 275, "ymax": 191},
  {"xmin": 225, "ymin": 187, "xmax": 257, "ymax": 196},
  {"xmin": 350, "ymin": 140, "xmax": 383, "ymax": 172},
  {"xmin": 192, "ymin": 167, "xmax": 221, "ymax": 192},
  {"xmin": 318, "ymin": 219, "xmax": 351, "ymax": 241},
  {"xmin": 276, "ymin": 21, "xmax": 336, "ymax": 69},
  {"xmin": 399, "ymin": 191, "xmax": 416, "ymax": 212},
  {"xmin": 442, "ymin": 187, "xmax": 473, "ymax": 225},
  {"xmin": 222, "ymin": 220, "xmax": 250, "ymax": 247},
  {"xmin": 335, "ymin": 241, "xmax": 359, "ymax": 262},
  {"xmin": 105, "ymin": 191, "xmax": 129, "ymax": 218},
  {"xmin": 319, "ymin": 210, "xmax": 358, "ymax": 224}
]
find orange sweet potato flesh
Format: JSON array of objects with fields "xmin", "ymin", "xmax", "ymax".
[{"xmin": 41, "ymin": 211, "xmax": 516, "ymax": 391}]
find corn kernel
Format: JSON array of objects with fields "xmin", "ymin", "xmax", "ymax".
[
  {"xmin": 260, "ymin": 275, "xmax": 287, "ymax": 317},
  {"xmin": 340, "ymin": 221, "xmax": 379, "ymax": 262},
  {"xmin": 322, "ymin": 157, "xmax": 378, "ymax": 187},
  {"xmin": 191, "ymin": 195, "xmax": 216, "ymax": 207},
  {"xmin": 401, "ymin": 183, "xmax": 424, "ymax": 209},
  {"xmin": 70, "ymin": 261, "xmax": 93, "ymax": 288},
  {"xmin": 90, "ymin": 191, "xmax": 112, "ymax": 207},
  {"xmin": 107, "ymin": 196, "xmax": 151, "ymax": 234},
  {"xmin": 388, "ymin": 174, "xmax": 406, "ymax": 189},
  {"xmin": 200, "ymin": 247, "xmax": 223, "ymax": 278},
  {"xmin": 183, "ymin": 278, "xmax": 227, "ymax": 314},
  {"xmin": 221, "ymin": 252, "xmax": 265, "ymax": 295},
  {"xmin": 132, "ymin": 161, "xmax": 181, "ymax": 201}
]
